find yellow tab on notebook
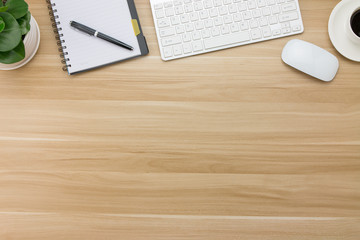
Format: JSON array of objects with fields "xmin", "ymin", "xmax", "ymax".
[{"xmin": 132, "ymin": 19, "xmax": 140, "ymax": 36}]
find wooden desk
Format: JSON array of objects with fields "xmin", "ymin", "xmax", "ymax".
[{"xmin": 0, "ymin": 0, "xmax": 359, "ymax": 239}]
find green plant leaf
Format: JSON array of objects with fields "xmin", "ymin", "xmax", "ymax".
[
  {"xmin": 0, "ymin": 16, "xmax": 4, "ymax": 32},
  {"xmin": 5, "ymin": 0, "xmax": 28, "ymax": 19},
  {"xmin": 17, "ymin": 10, "xmax": 30, "ymax": 35},
  {"xmin": 0, "ymin": 40, "xmax": 25, "ymax": 63},
  {"xmin": 0, "ymin": 6, "xmax": 8, "ymax": 12},
  {"xmin": 0, "ymin": 12, "xmax": 21, "ymax": 52},
  {"xmin": 0, "ymin": 1, "xmax": 3, "ymax": 7}
]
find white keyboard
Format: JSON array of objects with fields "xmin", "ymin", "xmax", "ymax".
[{"xmin": 150, "ymin": 0, "xmax": 304, "ymax": 60}]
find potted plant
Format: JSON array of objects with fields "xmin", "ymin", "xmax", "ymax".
[{"xmin": 0, "ymin": 0, "xmax": 40, "ymax": 70}]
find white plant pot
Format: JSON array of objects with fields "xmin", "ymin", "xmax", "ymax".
[{"xmin": 0, "ymin": 16, "xmax": 40, "ymax": 70}]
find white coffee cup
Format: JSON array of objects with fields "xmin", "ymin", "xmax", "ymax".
[{"xmin": 346, "ymin": 7, "xmax": 360, "ymax": 44}]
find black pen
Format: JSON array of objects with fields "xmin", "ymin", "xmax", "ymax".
[{"xmin": 70, "ymin": 21, "xmax": 133, "ymax": 51}]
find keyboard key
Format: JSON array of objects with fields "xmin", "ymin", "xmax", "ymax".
[
  {"xmin": 279, "ymin": 11, "xmax": 298, "ymax": 22},
  {"xmin": 171, "ymin": 16, "xmax": 181, "ymax": 25},
  {"xmin": 185, "ymin": 22, "xmax": 194, "ymax": 31},
  {"xmin": 192, "ymin": 40, "xmax": 203, "ymax": 51},
  {"xmin": 209, "ymin": 8, "xmax": 218, "ymax": 17},
  {"xmin": 259, "ymin": 17, "xmax": 268, "ymax": 27},
  {"xmin": 214, "ymin": 0, "xmax": 222, "ymax": 7},
  {"xmin": 273, "ymin": 29, "xmax": 281, "ymax": 35},
  {"xmin": 175, "ymin": 5, "xmax": 184, "ymax": 14},
  {"xmin": 281, "ymin": 22, "xmax": 290, "ymax": 28},
  {"xmin": 204, "ymin": 19, "xmax": 213, "ymax": 27},
  {"xmin": 203, "ymin": 0, "xmax": 213, "ymax": 8},
  {"xmin": 250, "ymin": 19, "xmax": 258, "ymax": 28},
  {"xmin": 239, "ymin": 21, "xmax": 249, "ymax": 30},
  {"xmin": 282, "ymin": 27, "xmax": 291, "ymax": 34},
  {"xmin": 192, "ymin": 30, "xmax": 202, "ymax": 40},
  {"xmin": 204, "ymin": 31, "xmax": 250, "ymax": 49},
  {"xmin": 262, "ymin": 26, "xmax": 272, "ymax": 37},
  {"xmin": 220, "ymin": 24, "xmax": 230, "ymax": 34},
  {"xmin": 228, "ymin": 4, "xmax": 238, "ymax": 13},
  {"xmin": 194, "ymin": 1, "xmax": 203, "ymax": 10},
  {"xmin": 252, "ymin": 9, "xmax": 261, "ymax": 18},
  {"xmin": 158, "ymin": 18, "xmax": 171, "ymax": 28},
  {"xmin": 233, "ymin": 12, "xmax": 242, "ymax": 22},
  {"xmin": 154, "ymin": 3, "xmax": 163, "ymax": 9},
  {"xmin": 272, "ymin": 5, "xmax": 280, "ymax": 14},
  {"xmin": 199, "ymin": 10, "xmax": 209, "ymax": 19},
  {"xmin": 251, "ymin": 28, "xmax": 262, "ymax": 40},
  {"xmin": 292, "ymin": 25, "xmax": 301, "ymax": 32},
  {"xmin": 282, "ymin": 2, "xmax": 297, "ymax": 12},
  {"xmin": 262, "ymin": 7, "xmax": 271, "ymax": 16},
  {"xmin": 164, "ymin": 1, "xmax": 173, "ymax": 7},
  {"xmin": 183, "ymin": 42, "xmax": 192, "ymax": 53},
  {"xmin": 160, "ymin": 27, "xmax": 176, "ymax": 37},
  {"xmin": 180, "ymin": 14, "xmax": 190, "ymax": 23},
  {"xmin": 176, "ymin": 25, "xmax": 185, "ymax": 33},
  {"xmin": 184, "ymin": 4, "xmax": 194, "ymax": 12},
  {"xmin": 269, "ymin": 15, "xmax": 277, "ymax": 24},
  {"xmin": 202, "ymin": 28, "xmax": 211, "ymax": 38},
  {"xmin": 190, "ymin": 12, "xmax": 199, "ymax": 21},
  {"xmin": 156, "ymin": 10, "xmax": 165, "ymax": 18},
  {"xmin": 223, "ymin": 15, "xmax": 233, "ymax": 24},
  {"xmin": 230, "ymin": 22, "xmax": 239, "ymax": 32},
  {"xmin": 165, "ymin": 8, "xmax": 175, "ymax": 16},
  {"xmin": 195, "ymin": 21, "xmax": 204, "ymax": 29},
  {"xmin": 214, "ymin": 17, "xmax": 223, "ymax": 26},
  {"xmin": 162, "ymin": 35, "xmax": 182, "ymax": 46},
  {"xmin": 163, "ymin": 46, "xmax": 173, "ymax": 57},
  {"xmin": 174, "ymin": 0, "xmax": 183, "ymax": 5},
  {"xmin": 219, "ymin": 6, "xmax": 228, "ymax": 15},
  {"xmin": 173, "ymin": 44, "xmax": 183, "ymax": 55},
  {"xmin": 243, "ymin": 11, "xmax": 252, "ymax": 20},
  {"xmin": 211, "ymin": 27, "xmax": 220, "ymax": 36},
  {"xmin": 248, "ymin": 0, "xmax": 257, "ymax": 10},
  {"xmin": 257, "ymin": 0, "xmax": 267, "ymax": 7},
  {"xmin": 238, "ymin": 2, "xmax": 247, "ymax": 11},
  {"xmin": 183, "ymin": 32, "xmax": 192, "ymax": 41}
]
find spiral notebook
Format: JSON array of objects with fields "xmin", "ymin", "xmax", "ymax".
[{"xmin": 47, "ymin": 0, "xmax": 148, "ymax": 74}]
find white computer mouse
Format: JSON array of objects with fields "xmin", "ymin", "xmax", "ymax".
[{"xmin": 281, "ymin": 39, "xmax": 339, "ymax": 82}]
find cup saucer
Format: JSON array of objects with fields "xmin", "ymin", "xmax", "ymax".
[{"xmin": 328, "ymin": 0, "xmax": 360, "ymax": 62}]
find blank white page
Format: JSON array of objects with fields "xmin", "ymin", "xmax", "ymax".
[{"xmin": 50, "ymin": 0, "xmax": 141, "ymax": 74}]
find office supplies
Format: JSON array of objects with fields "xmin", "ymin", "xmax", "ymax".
[
  {"xmin": 150, "ymin": 0, "xmax": 304, "ymax": 61},
  {"xmin": 70, "ymin": 21, "xmax": 134, "ymax": 51},
  {"xmin": 329, "ymin": 0, "xmax": 360, "ymax": 62},
  {"xmin": 282, "ymin": 39, "xmax": 339, "ymax": 82},
  {"xmin": 46, "ymin": 0, "xmax": 148, "ymax": 74}
]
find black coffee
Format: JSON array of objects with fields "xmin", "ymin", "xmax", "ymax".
[{"xmin": 351, "ymin": 9, "xmax": 360, "ymax": 37}]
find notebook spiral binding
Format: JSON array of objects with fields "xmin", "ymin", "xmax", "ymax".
[{"xmin": 46, "ymin": 0, "xmax": 71, "ymax": 71}]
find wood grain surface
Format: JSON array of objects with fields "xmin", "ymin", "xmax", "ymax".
[{"xmin": 0, "ymin": 0, "xmax": 359, "ymax": 239}]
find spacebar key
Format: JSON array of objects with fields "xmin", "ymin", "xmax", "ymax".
[{"xmin": 204, "ymin": 31, "xmax": 251, "ymax": 49}]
